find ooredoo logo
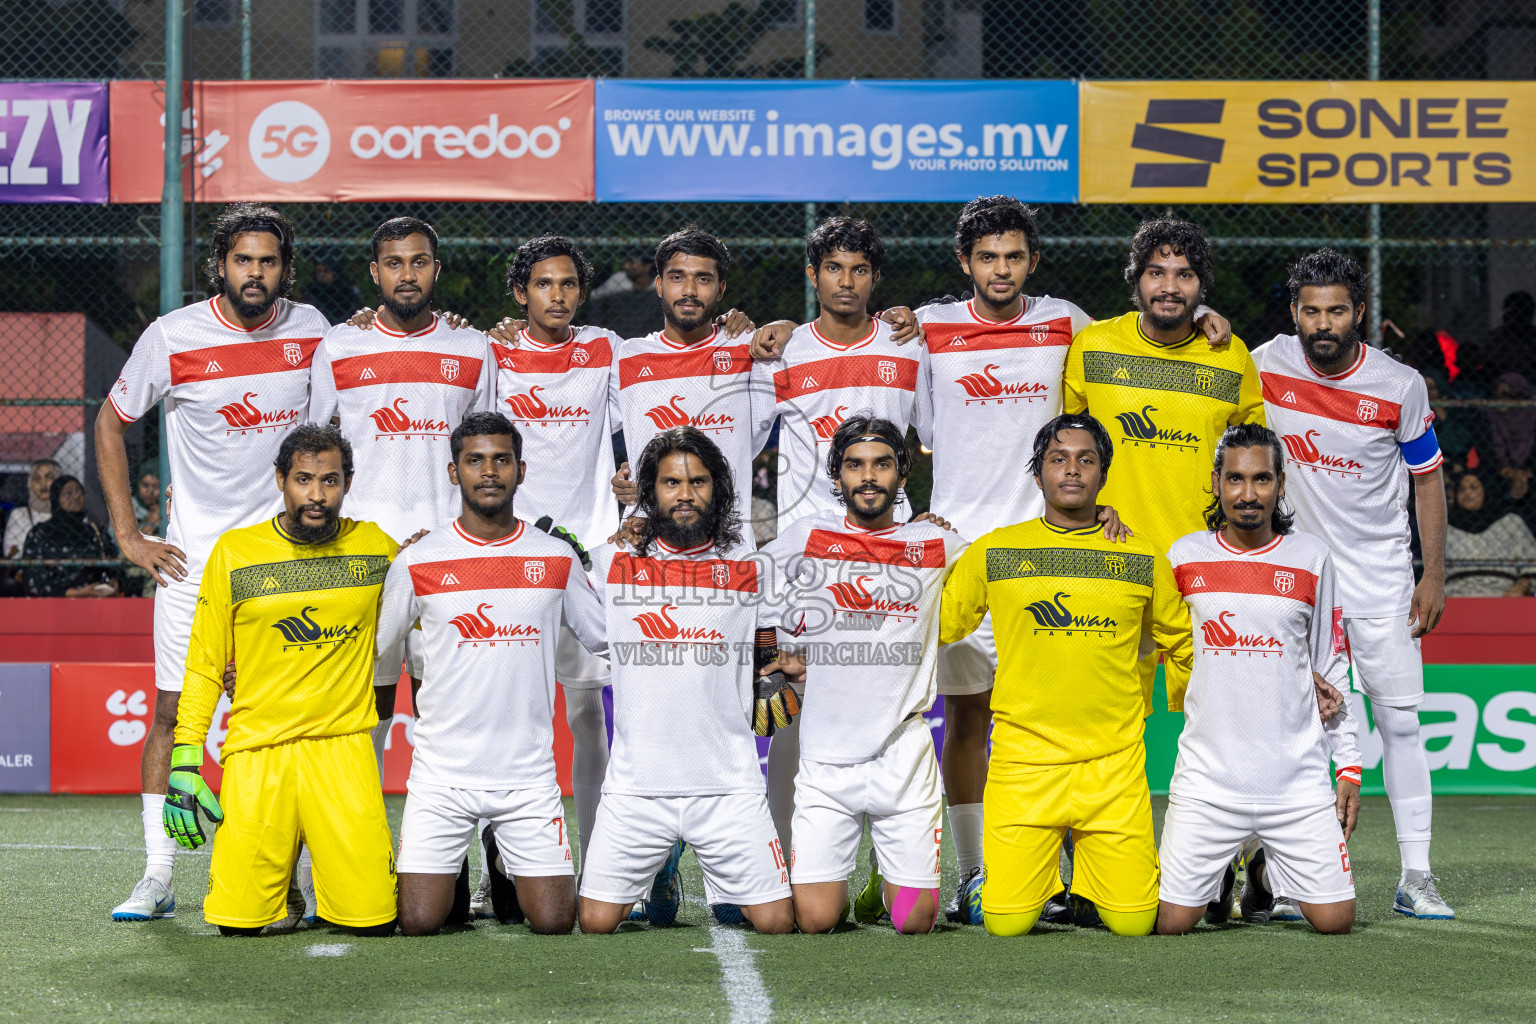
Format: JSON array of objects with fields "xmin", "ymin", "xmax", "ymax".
[
  {"xmin": 249, "ymin": 100, "xmax": 331, "ymax": 182},
  {"xmin": 105, "ymin": 688, "xmax": 149, "ymax": 746},
  {"xmin": 349, "ymin": 115, "xmax": 575, "ymax": 161}
]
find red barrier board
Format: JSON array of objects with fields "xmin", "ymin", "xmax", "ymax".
[{"xmin": 109, "ymin": 79, "xmax": 594, "ymax": 203}]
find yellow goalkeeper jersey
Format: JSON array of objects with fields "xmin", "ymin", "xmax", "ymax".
[
  {"xmin": 1062, "ymin": 311, "xmax": 1264, "ymax": 555},
  {"xmin": 940, "ymin": 518, "xmax": 1193, "ymax": 765},
  {"xmin": 175, "ymin": 516, "xmax": 395, "ymax": 757}
]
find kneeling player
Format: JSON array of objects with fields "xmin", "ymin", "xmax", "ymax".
[
  {"xmin": 578, "ymin": 427, "xmax": 794, "ymax": 935},
  {"xmin": 378, "ymin": 412, "xmax": 607, "ymax": 936},
  {"xmin": 941, "ymin": 414, "xmax": 1194, "ymax": 937},
  {"xmin": 766, "ymin": 417, "xmax": 964, "ymax": 934},
  {"xmin": 1157, "ymin": 424, "xmax": 1361, "ymax": 935}
]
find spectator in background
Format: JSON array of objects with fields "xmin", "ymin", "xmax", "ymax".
[
  {"xmin": 1421, "ymin": 370, "xmax": 1487, "ymax": 473},
  {"xmin": 1487, "ymin": 373, "xmax": 1534, "ymax": 500},
  {"xmin": 4, "ymin": 458, "xmax": 60, "ymax": 558},
  {"xmin": 131, "ymin": 467, "xmax": 163, "ymax": 536},
  {"xmin": 21, "ymin": 475, "xmax": 120, "ymax": 598},
  {"xmin": 301, "ymin": 254, "xmax": 363, "ymax": 326},
  {"xmin": 1444, "ymin": 469, "xmax": 1536, "ymax": 597},
  {"xmin": 583, "ymin": 246, "xmax": 664, "ymax": 340},
  {"xmin": 1487, "ymin": 291, "xmax": 1536, "ymax": 384}
]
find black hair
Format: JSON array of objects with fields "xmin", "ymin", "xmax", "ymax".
[
  {"xmin": 806, "ymin": 215, "xmax": 886, "ymax": 276},
  {"xmin": 451, "ymin": 410, "xmax": 522, "ymax": 462},
  {"xmin": 275, "ymin": 423, "xmax": 354, "ymax": 480},
  {"xmin": 953, "ymin": 195, "xmax": 1042, "ymax": 261},
  {"xmin": 1028, "ymin": 413, "xmax": 1114, "ymax": 478},
  {"xmin": 825, "ymin": 414, "xmax": 911, "ymax": 504},
  {"xmin": 204, "ymin": 203, "xmax": 296, "ymax": 296},
  {"xmin": 506, "ymin": 235, "xmax": 595, "ymax": 298},
  {"xmin": 1204, "ymin": 423, "xmax": 1295, "ymax": 534},
  {"xmin": 1287, "ymin": 247, "xmax": 1368, "ymax": 309},
  {"xmin": 654, "ymin": 224, "xmax": 731, "ymax": 281},
  {"xmin": 1504, "ymin": 290, "xmax": 1534, "ymax": 324},
  {"xmin": 1124, "ymin": 219, "xmax": 1214, "ymax": 300},
  {"xmin": 371, "ymin": 216, "xmax": 439, "ymax": 263},
  {"xmin": 634, "ymin": 426, "xmax": 742, "ymax": 556}
]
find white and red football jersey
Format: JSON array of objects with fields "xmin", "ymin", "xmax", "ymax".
[
  {"xmin": 310, "ymin": 314, "xmax": 494, "ymax": 543},
  {"xmin": 589, "ymin": 537, "xmax": 766, "ymax": 798},
  {"xmin": 758, "ymin": 320, "xmax": 923, "ymax": 532},
  {"xmin": 609, "ymin": 328, "xmax": 768, "ymax": 517},
  {"xmin": 763, "ymin": 512, "xmax": 965, "ymax": 764},
  {"xmin": 1168, "ymin": 529, "xmax": 1362, "ymax": 805},
  {"xmin": 106, "ymin": 297, "xmax": 329, "ymax": 569},
  {"xmin": 914, "ymin": 296, "xmax": 1093, "ymax": 540},
  {"xmin": 377, "ymin": 519, "xmax": 606, "ymax": 790},
  {"xmin": 1252, "ymin": 337, "xmax": 1442, "ymax": 617},
  {"xmin": 492, "ymin": 325, "xmax": 620, "ymax": 548}
]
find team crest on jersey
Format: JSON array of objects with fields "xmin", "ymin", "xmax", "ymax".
[
  {"xmin": 572, "ymin": 347, "xmax": 590, "ymax": 366},
  {"xmin": 712, "ymin": 562, "xmax": 729, "ymax": 587},
  {"xmin": 1195, "ymin": 369, "xmax": 1214, "ymax": 392},
  {"xmin": 713, "ymin": 349, "xmax": 733, "ymax": 373},
  {"xmin": 348, "ymin": 559, "xmax": 369, "ymax": 582},
  {"xmin": 1104, "ymin": 555, "xmax": 1126, "ymax": 576},
  {"xmin": 1357, "ymin": 399, "xmax": 1378, "ymax": 422},
  {"xmin": 903, "ymin": 540, "xmax": 926, "ymax": 566},
  {"xmin": 524, "ymin": 560, "xmax": 546, "ymax": 585},
  {"xmin": 282, "ymin": 341, "xmax": 303, "ymax": 366},
  {"xmin": 1273, "ymin": 570, "xmax": 1295, "ymax": 594},
  {"xmin": 878, "ymin": 360, "xmax": 898, "ymax": 385},
  {"xmin": 1029, "ymin": 322, "xmax": 1052, "ymax": 343},
  {"xmin": 441, "ymin": 358, "xmax": 461, "ymax": 382}
]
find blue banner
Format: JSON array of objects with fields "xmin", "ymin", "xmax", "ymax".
[{"xmin": 595, "ymin": 80, "xmax": 1078, "ymax": 203}]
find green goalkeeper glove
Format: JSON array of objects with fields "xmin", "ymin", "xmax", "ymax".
[
  {"xmin": 162, "ymin": 744, "xmax": 223, "ymax": 849},
  {"xmin": 533, "ymin": 515, "xmax": 591, "ymax": 571}
]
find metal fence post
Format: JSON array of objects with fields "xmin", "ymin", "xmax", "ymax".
[
  {"xmin": 1367, "ymin": 0, "xmax": 1383, "ymax": 345},
  {"xmin": 803, "ymin": 0, "xmax": 817, "ymax": 324},
  {"xmin": 240, "ymin": 0, "xmax": 253, "ymax": 80},
  {"xmin": 159, "ymin": 0, "xmax": 186, "ymax": 494}
]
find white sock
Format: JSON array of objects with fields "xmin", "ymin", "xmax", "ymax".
[
  {"xmin": 369, "ymin": 718, "xmax": 392, "ymax": 781},
  {"xmin": 141, "ymin": 793, "xmax": 175, "ymax": 886},
  {"xmin": 947, "ymin": 802, "xmax": 985, "ymax": 876},
  {"xmin": 564, "ymin": 686, "xmax": 609, "ymax": 864},
  {"xmin": 1373, "ymin": 702, "xmax": 1433, "ymax": 873},
  {"xmin": 766, "ymin": 720, "xmax": 800, "ymax": 855}
]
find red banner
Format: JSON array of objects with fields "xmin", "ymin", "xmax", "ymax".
[{"xmin": 109, "ymin": 79, "xmax": 594, "ymax": 203}]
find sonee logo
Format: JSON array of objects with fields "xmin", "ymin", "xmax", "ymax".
[{"xmin": 1131, "ymin": 99, "xmax": 1225, "ymax": 188}]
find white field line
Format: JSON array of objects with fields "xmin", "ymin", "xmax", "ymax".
[
  {"xmin": 0, "ymin": 843, "xmax": 208, "ymax": 855},
  {"xmin": 706, "ymin": 926, "xmax": 772, "ymax": 1024},
  {"xmin": 306, "ymin": 943, "xmax": 351, "ymax": 957}
]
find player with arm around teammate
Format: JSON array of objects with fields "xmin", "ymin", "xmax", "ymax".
[{"xmin": 378, "ymin": 412, "xmax": 606, "ymax": 936}]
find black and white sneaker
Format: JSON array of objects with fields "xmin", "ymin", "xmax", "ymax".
[
  {"xmin": 1239, "ymin": 849, "xmax": 1275, "ymax": 924},
  {"xmin": 481, "ymin": 823, "xmax": 524, "ymax": 925},
  {"xmin": 1204, "ymin": 861, "xmax": 1237, "ymax": 926}
]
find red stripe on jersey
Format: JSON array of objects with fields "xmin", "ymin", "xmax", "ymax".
[
  {"xmin": 607, "ymin": 553, "xmax": 760, "ymax": 593},
  {"xmin": 167, "ymin": 336, "xmax": 321, "ymax": 385},
  {"xmin": 926, "ymin": 315, "xmax": 1074, "ymax": 355},
  {"xmin": 493, "ymin": 338, "xmax": 612, "ymax": 374},
  {"xmin": 617, "ymin": 344, "xmax": 750, "ymax": 388},
  {"xmin": 331, "ymin": 350, "xmax": 483, "ymax": 391},
  {"xmin": 410, "ymin": 555, "xmax": 570, "ymax": 594},
  {"xmin": 1261, "ymin": 372, "xmax": 1400, "ymax": 431},
  {"xmin": 772, "ymin": 354, "xmax": 920, "ymax": 402},
  {"xmin": 1175, "ymin": 560, "xmax": 1318, "ymax": 605},
  {"xmin": 804, "ymin": 529, "xmax": 947, "ymax": 568},
  {"xmin": 208, "ymin": 296, "xmax": 278, "ymax": 333}
]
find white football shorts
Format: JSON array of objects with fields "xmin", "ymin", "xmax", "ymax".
[
  {"xmin": 153, "ymin": 569, "xmax": 203, "ymax": 693},
  {"xmin": 936, "ymin": 611, "xmax": 995, "ymax": 696},
  {"xmin": 1158, "ymin": 793, "xmax": 1355, "ymax": 907},
  {"xmin": 1344, "ymin": 615, "xmax": 1424, "ymax": 707},
  {"xmin": 579, "ymin": 792, "xmax": 790, "ymax": 907},
  {"xmin": 397, "ymin": 780, "xmax": 573, "ymax": 877},
  {"xmin": 791, "ymin": 715, "xmax": 943, "ymax": 889},
  {"xmin": 555, "ymin": 623, "xmax": 611, "ymax": 690}
]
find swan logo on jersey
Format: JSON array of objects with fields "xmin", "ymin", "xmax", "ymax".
[
  {"xmin": 503, "ymin": 386, "xmax": 591, "ymax": 425},
  {"xmin": 524, "ymin": 560, "xmax": 546, "ymax": 585},
  {"xmin": 878, "ymin": 360, "xmax": 898, "ymax": 384},
  {"xmin": 441, "ymin": 358, "xmax": 461, "ymax": 382},
  {"xmin": 1114, "ymin": 405, "xmax": 1201, "ymax": 451},
  {"xmin": 1199, "ymin": 610, "xmax": 1284, "ymax": 656},
  {"xmin": 272, "ymin": 606, "xmax": 363, "ymax": 650},
  {"xmin": 1273, "ymin": 570, "xmax": 1295, "ymax": 595},
  {"xmin": 954, "ymin": 364, "xmax": 1050, "ymax": 405},
  {"xmin": 811, "ymin": 405, "xmax": 849, "ymax": 440},
  {"xmin": 1024, "ymin": 592, "xmax": 1117, "ymax": 636},
  {"xmin": 632, "ymin": 604, "xmax": 727, "ymax": 646},
  {"xmin": 283, "ymin": 341, "xmax": 304, "ymax": 366},
  {"xmin": 1357, "ymin": 399, "xmax": 1378, "ymax": 423},
  {"xmin": 369, "ymin": 397, "xmax": 451, "ymax": 438},
  {"xmin": 643, "ymin": 395, "xmax": 734, "ymax": 434},
  {"xmin": 713, "ymin": 349, "xmax": 733, "ymax": 373},
  {"xmin": 449, "ymin": 602, "xmax": 541, "ymax": 647},
  {"xmin": 826, "ymin": 575, "xmax": 920, "ymax": 624},
  {"xmin": 215, "ymin": 392, "xmax": 302, "ymax": 435},
  {"xmin": 1280, "ymin": 430, "xmax": 1364, "ymax": 478}
]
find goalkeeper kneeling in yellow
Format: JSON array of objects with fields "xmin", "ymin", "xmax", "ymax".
[
  {"xmin": 163, "ymin": 424, "xmax": 399, "ymax": 936},
  {"xmin": 940, "ymin": 414, "xmax": 1192, "ymax": 937}
]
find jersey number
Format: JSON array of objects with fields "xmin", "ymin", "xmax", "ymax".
[{"xmin": 1339, "ymin": 842, "xmax": 1351, "ymax": 874}]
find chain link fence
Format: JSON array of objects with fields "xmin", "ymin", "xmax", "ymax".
[{"xmin": 3, "ymin": 0, "xmax": 1535, "ymax": 593}]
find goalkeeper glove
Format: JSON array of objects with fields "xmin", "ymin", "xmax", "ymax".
[
  {"xmin": 533, "ymin": 515, "xmax": 591, "ymax": 571},
  {"xmin": 162, "ymin": 744, "xmax": 223, "ymax": 849},
  {"xmin": 753, "ymin": 669, "xmax": 801, "ymax": 737}
]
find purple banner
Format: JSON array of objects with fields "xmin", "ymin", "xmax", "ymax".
[{"xmin": 0, "ymin": 81, "xmax": 109, "ymax": 204}]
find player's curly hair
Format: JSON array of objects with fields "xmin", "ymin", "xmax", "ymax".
[
  {"xmin": 1204, "ymin": 423, "xmax": 1295, "ymax": 534},
  {"xmin": 370, "ymin": 216, "xmax": 438, "ymax": 262},
  {"xmin": 807, "ymin": 215, "xmax": 886, "ymax": 276},
  {"xmin": 275, "ymin": 422, "xmax": 353, "ymax": 480},
  {"xmin": 654, "ymin": 224, "xmax": 731, "ymax": 281},
  {"xmin": 1287, "ymin": 247, "xmax": 1368, "ymax": 309},
  {"xmin": 203, "ymin": 203, "xmax": 296, "ymax": 297},
  {"xmin": 825, "ymin": 414, "xmax": 910, "ymax": 506},
  {"xmin": 506, "ymin": 235, "xmax": 595, "ymax": 299},
  {"xmin": 953, "ymin": 195, "xmax": 1042, "ymax": 261},
  {"xmin": 1124, "ymin": 218, "xmax": 1214, "ymax": 300},
  {"xmin": 451, "ymin": 410, "xmax": 523, "ymax": 462},
  {"xmin": 1028, "ymin": 413, "xmax": 1114, "ymax": 479},
  {"xmin": 634, "ymin": 426, "xmax": 742, "ymax": 557}
]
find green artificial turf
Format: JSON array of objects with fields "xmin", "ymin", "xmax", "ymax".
[{"xmin": 1, "ymin": 794, "xmax": 1532, "ymax": 1023}]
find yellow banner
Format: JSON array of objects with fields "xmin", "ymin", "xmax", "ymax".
[{"xmin": 1080, "ymin": 81, "xmax": 1536, "ymax": 203}]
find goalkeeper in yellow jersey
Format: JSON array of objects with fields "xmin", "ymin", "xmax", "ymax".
[
  {"xmin": 940, "ymin": 414, "xmax": 1193, "ymax": 937},
  {"xmin": 165, "ymin": 423, "xmax": 399, "ymax": 936}
]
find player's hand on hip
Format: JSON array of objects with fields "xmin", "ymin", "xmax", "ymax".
[
  {"xmin": 611, "ymin": 463, "xmax": 638, "ymax": 506},
  {"xmin": 910, "ymin": 511, "xmax": 955, "ymax": 532},
  {"xmin": 485, "ymin": 316, "xmax": 527, "ymax": 346},
  {"xmin": 222, "ymin": 660, "xmax": 236, "ymax": 699},
  {"xmin": 749, "ymin": 320, "xmax": 796, "ymax": 360},
  {"xmin": 1195, "ymin": 308, "xmax": 1231, "ymax": 348},
  {"xmin": 120, "ymin": 531, "xmax": 188, "ymax": 586},
  {"xmin": 1097, "ymin": 504, "xmax": 1134, "ymax": 543},
  {"xmin": 1409, "ymin": 574, "xmax": 1445, "ymax": 638},
  {"xmin": 1335, "ymin": 778, "xmax": 1360, "ymax": 840},
  {"xmin": 715, "ymin": 309, "xmax": 756, "ymax": 339},
  {"xmin": 879, "ymin": 306, "xmax": 924, "ymax": 345},
  {"xmin": 347, "ymin": 306, "xmax": 383, "ymax": 330},
  {"xmin": 162, "ymin": 744, "xmax": 223, "ymax": 850},
  {"xmin": 1311, "ymin": 672, "xmax": 1344, "ymax": 722}
]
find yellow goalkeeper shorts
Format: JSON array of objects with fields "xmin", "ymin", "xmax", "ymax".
[
  {"xmin": 205, "ymin": 730, "xmax": 397, "ymax": 929},
  {"xmin": 982, "ymin": 740, "xmax": 1159, "ymax": 916}
]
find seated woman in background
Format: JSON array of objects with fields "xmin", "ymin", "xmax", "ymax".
[
  {"xmin": 1444, "ymin": 470, "xmax": 1536, "ymax": 598},
  {"xmin": 22, "ymin": 475, "xmax": 120, "ymax": 598}
]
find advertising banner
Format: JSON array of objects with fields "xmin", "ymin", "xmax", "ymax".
[
  {"xmin": 109, "ymin": 79, "xmax": 594, "ymax": 203},
  {"xmin": 0, "ymin": 664, "xmax": 50, "ymax": 793},
  {"xmin": 1080, "ymin": 80, "xmax": 1536, "ymax": 203},
  {"xmin": 0, "ymin": 81, "xmax": 109, "ymax": 204},
  {"xmin": 595, "ymin": 79, "xmax": 1079, "ymax": 202}
]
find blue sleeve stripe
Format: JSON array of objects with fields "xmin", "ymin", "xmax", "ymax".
[{"xmin": 1400, "ymin": 427, "xmax": 1441, "ymax": 470}]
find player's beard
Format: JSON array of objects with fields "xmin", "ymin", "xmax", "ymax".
[
  {"xmin": 1133, "ymin": 288, "xmax": 1194, "ymax": 333},
  {"xmin": 463, "ymin": 481, "xmax": 515, "ymax": 519},
  {"xmin": 663, "ymin": 299, "xmax": 712, "ymax": 335},
  {"xmin": 224, "ymin": 278, "xmax": 275, "ymax": 321},
  {"xmin": 382, "ymin": 279, "xmax": 434, "ymax": 322},
  {"xmin": 843, "ymin": 482, "xmax": 895, "ymax": 522},
  {"xmin": 969, "ymin": 270, "xmax": 1024, "ymax": 313},
  {"xmin": 286, "ymin": 502, "xmax": 341, "ymax": 543},
  {"xmin": 655, "ymin": 500, "xmax": 716, "ymax": 550},
  {"xmin": 1228, "ymin": 501, "xmax": 1268, "ymax": 531},
  {"xmin": 1300, "ymin": 322, "xmax": 1362, "ymax": 369}
]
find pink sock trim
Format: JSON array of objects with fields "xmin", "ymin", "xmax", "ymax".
[{"xmin": 890, "ymin": 887, "xmax": 939, "ymax": 935}]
